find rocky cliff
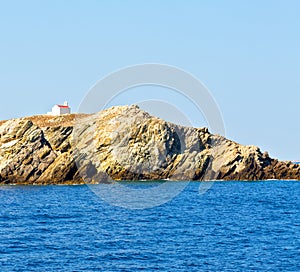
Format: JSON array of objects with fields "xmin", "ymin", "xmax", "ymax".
[{"xmin": 0, "ymin": 105, "xmax": 299, "ymax": 184}]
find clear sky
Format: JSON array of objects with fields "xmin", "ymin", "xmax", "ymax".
[{"xmin": 0, "ymin": 0, "xmax": 299, "ymax": 161}]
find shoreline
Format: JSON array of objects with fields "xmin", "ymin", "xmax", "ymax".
[{"xmin": 1, "ymin": 179, "xmax": 299, "ymax": 186}]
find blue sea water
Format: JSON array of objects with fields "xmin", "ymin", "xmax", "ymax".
[{"xmin": 0, "ymin": 181, "xmax": 299, "ymax": 272}]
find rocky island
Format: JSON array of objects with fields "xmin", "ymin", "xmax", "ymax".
[{"xmin": 0, "ymin": 105, "xmax": 299, "ymax": 185}]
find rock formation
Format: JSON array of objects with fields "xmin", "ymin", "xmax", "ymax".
[{"xmin": 0, "ymin": 105, "xmax": 299, "ymax": 184}]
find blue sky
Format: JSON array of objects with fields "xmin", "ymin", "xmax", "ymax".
[{"xmin": 0, "ymin": 0, "xmax": 299, "ymax": 160}]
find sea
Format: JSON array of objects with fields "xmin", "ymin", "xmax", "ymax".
[{"xmin": 0, "ymin": 181, "xmax": 299, "ymax": 272}]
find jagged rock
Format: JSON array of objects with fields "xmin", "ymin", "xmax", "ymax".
[{"xmin": 0, "ymin": 105, "xmax": 299, "ymax": 184}]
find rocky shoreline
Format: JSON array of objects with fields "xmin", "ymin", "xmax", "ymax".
[{"xmin": 0, "ymin": 105, "xmax": 299, "ymax": 185}]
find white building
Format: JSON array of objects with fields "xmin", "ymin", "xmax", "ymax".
[{"xmin": 48, "ymin": 101, "xmax": 71, "ymax": 116}]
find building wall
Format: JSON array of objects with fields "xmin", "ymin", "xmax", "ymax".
[{"xmin": 59, "ymin": 107, "xmax": 71, "ymax": 115}]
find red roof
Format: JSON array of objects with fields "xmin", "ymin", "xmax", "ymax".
[{"xmin": 56, "ymin": 105, "xmax": 70, "ymax": 108}]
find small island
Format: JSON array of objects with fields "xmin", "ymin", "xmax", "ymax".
[{"xmin": 0, "ymin": 105, "xmax": 299, "ymax": 185}]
